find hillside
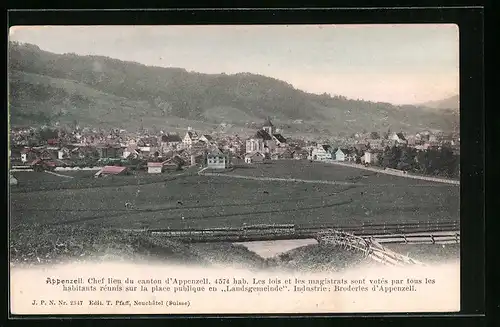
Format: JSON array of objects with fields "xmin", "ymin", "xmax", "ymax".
[
  {"xmin": 8, "ymin": 42, "xmax": 459, "ymax": 135},
  {"xmin": 420, "ymin": 95, "xmax": 459, "ymax": 110}
]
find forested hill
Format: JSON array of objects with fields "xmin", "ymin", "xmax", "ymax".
[
  {"xmin": 419, "ymin": 95, "xmax": 459, "ymax": 110},
  {"xmin": 8, "ymin": 42, "xmax": 459, "ymax": 135}
]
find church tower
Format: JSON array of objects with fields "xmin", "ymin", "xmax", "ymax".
[{"xmin": 262, "ymin": 117, "xmax": 274, "ymax": 135}]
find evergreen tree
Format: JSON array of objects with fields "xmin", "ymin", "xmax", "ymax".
[
  {"xmin": 382, "ymin": 146, "xmax": 401, "ymax": 168},
  {"xmin": 439, "ymin": 145, "xmax": 456, "ymax": 177},
  {"xmin": 397, "ymin": 146, "xmax": 415, "ymax": 171}
]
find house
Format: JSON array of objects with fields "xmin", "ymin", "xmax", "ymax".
[
  {"xmin": 206, "ymin": 148, "xmax": 229, "ymax": 169},
  {"xmin": 21, "ymin": 148, "xmax": 38, "ymax": 163},
  {"xmin": 189, "ymin": 153, "xmax": 205, "ymax": 166},
  {"xmin": 272, "ymin": 133, "xmax": 287, "ymax": 147},
  {"xmin": 147, "ymin": 162, "xmax": 164, "ymax": 174},
  {"xmin": 70, "ymin": 146, "xmax": 99, "ymax": 160},
  {"xmin": 39, "ymin": 148, "xmax": 57, "ymax": 160},
  {"xmin": 245, "ymin": 151, "xmax": 266, "ymax": 164},
  {"xmin": 230, "ymin": 156, "xmax": 245, "ymax": 166},
  {"xmin": 10, "ymin": 146, "xmax": 24, "ymax": 164},
  {"xmin": 57, "ymin": 147, "xmax": 71, "ymax": 160},
  {"xmin": 94, "ymin": 165, "xmax": 128, "ymax": 178},
  {"xmin": 30, "ymin": 158, "xmax": 57, "ymax": 171},
  {"xmin": 390, "ymin": 132, "xmax": 408, "ymax": 145},
  {"xmin": 361, "ymin": 150, "xmax": 379, "ymax": 165},
  {"xmin": 182, "ymin": 128, "xmax": 199, "ymax": 148},
  {"xmin": 123, "ymin": 144, "xmax": 140, "ymax": 159},
  {"xmin": 270, "ymin": 152, "xmax": 280, "ymax": 161},
  {"xmin": 311, "ymin": 145, "xmax": 333, "ymax": 161},
  {"xmin": 47, "ymin": 138, "xmax": 59, "ymax": 146},
  {"xmin": 96, "ymin": 144, "xmax": 124, "ymax": 159},
  {"xmin": 43, "ymin": 146, "xmax": 60, "ymax": 158},
  {"xmin": 136, "ymin": 145, "xmax": 160, "ymax": 158},
  {"xmin": 334, "ymin": 148, "xmax": 355, "ymax": 161},
  {"xmin": 138, "ymin": 137, "xmax": 159, "ymax": 148},
  {"xmin": 191, "ymin": 140, "xmax": 208, "ymax": 151},
  {"xmin": 275, "ymin": 148, "xmax": 294, "ymax": 160},
  {"xmin": 293, "ymin": 149, "xmax": 309, "ymax": 160},
  {"xmin": 198, "ymin": 134, "xmax": 214, "ymax": 144},
  {"xmin": 160, "ymin": 133, "xmax": 183, "ymax": 150}
]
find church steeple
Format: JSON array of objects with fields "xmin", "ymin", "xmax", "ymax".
[{"xmin": 262, "ymin": 117, "xmax": 274, "ymax": 135}]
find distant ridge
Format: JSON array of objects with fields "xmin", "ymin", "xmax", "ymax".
[
  {"xmin": 8, "ymin": 41, "xmax": 459, "ymax": 135},
  {"xmin": 419, "ymin": 95, "xmax": 459, "ymax": 110}
]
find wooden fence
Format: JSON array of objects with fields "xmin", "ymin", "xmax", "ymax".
[{"xmin": 147, "ymin": 220, "xmax": 460, "ymax": 243}]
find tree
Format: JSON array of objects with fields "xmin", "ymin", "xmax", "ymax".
[
  {"xmin": 438, "ymin": 145, "xmax": 457, "ymax": 177},
  {"xmin": 370, "ymin": 132, "xmax": 380, "ymax": 139},
  {"xmin": 381, "ymin": 145, "xmax": 401, "ymax": 169},
  {"xmin": 376, "ymin": 152, "xmax": 384, "ymax": 166},
  {"xmin": 397, "ymin": 146, "xmax": 415, "ymax": 171},
  {"xmin": 38, "ymin": 127, "xmax": 58, "ymax": 141}
]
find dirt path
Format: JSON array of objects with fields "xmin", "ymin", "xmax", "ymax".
[{"xmin": 322, "ymin": 160, "xmax": 459, "ymax": 185}]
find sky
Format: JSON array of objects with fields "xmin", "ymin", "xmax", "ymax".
[{"xmin": 9, "ymin": 24, "xmax": 459, "ymax": 105}]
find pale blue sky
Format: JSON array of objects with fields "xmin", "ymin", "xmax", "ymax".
[{"xmin": 9, "ymin": 24, "xmax": 459, "ymax": 104}]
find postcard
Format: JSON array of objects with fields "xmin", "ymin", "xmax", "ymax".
[{"xmin": 8, "ymin": 24, "xmax": 460, "ymax": 315}]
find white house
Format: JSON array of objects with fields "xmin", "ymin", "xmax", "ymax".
[
  {"xmin": 21, "ymin": 148, "xmax": 38, "ymax": 163},
  {"xmin": 183, "ymin": 128, "xmax": 199, "ymax": 148},
  {"xmin": 335, "ymin": 148, "xmax": 355, "ymax": 161},
  {"xmin": 138, "ymin": 146, "xmax": 159, "ymax": 158},
  {"xmin": 311, "ymin": 145, "xmax": 333, "ymax": 161},
  {"xmin": 207, "ymin": 148, "xmax": 229, "ymax": 170},
  {"xmin": 361, "ymin": 151, "xmax": 378, "ymax": 164},
  {"xmin": 147, "ymin": 162, "xmax": 163, "ymax": 174},
  {"xmin": 58, "ymin": 147, "xmax": 70, "ymax": 160}
]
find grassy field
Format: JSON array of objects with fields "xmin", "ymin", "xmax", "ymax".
[
  {"xmin": 9, "ymin": 223, "xmax": 265, "ymax": 268},
  {"xmin": 266, "ymin": 244, "xmax": 368, "ymax": 273},
  {"xmin": 384, "ymin": 243, "xmax": 460, "ymax": 263},
  {"xmin": 227, "ymin": 160, "xmax": 456, "ymax": 186},
  {"xmin": 10, "ymin": 161, "xmax": 459, "ymax": 232}
]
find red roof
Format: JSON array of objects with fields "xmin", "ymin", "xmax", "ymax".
[
  {"xmin": 147, "ymin": 162, "xmax": 163, "ymax": 167},
  {"xmin": 31, "ymin": 159, "xmax": 56, "ymax": 167},
  {"xmin": 47, "ymin": 139, "xmax": 59, "ymax": 145},
  {"xmin": 100, "ymin": 166, "xmax": 128, "ymax": 174}
]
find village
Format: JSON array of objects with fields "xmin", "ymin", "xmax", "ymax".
[{"xmin": 9, "ymin": 118, "xmax": 460, "ymax": 182}]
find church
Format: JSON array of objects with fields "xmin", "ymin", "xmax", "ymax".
[{"xmin": 245, "ymin": 118, "xmax": 287, "ymax": 155}]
